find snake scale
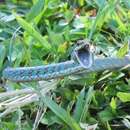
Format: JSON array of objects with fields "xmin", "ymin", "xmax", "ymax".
[{"xmin": 3, "ymin": 40, "xmax": 130, "ymax": 82}]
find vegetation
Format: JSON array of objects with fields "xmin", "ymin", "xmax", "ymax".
[{"xmin": 0, "ymin": 0, "xmax": 130, "ymax": 130}]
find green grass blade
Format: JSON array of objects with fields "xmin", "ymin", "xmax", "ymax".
[
  {"xmin": 15, "ymin": 15, "xmax": 51, "ymax": 51},
  {"xmin": 26, "ymin": 0, "xmax": 45, "ymax": 22},
  {"xmin": 73, "ymin": 88, "xmax": 85, "ymax": 122},
  {"xmin": 80, "ymin": 86, "xmax": 94, "ymax": 122},
  {"xmin": 0, "ymin": 44, "xmax": 6, "ymax": 69},
  {"xmin": 117, "ymin": 92, "xmax": 130, "ymax": 102},
  {"xmin": 88, "ymin": 0, "xmax": 117, "ymax": 40},
  {"xmin": 116, "ymin": 43, "xmax": 129, "ymax": 58},
  {"xmin": 42, "ymin": 96, "xmax": 81, "ymax": 130}
]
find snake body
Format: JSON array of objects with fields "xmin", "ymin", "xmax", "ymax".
[
  {"xmin": 3, "ymin": 56, "xmax": 130, "ymax": 82},
  {"xmin": 3, "ymin": 40, "xmax": 93, "ymax": 82},
  {"xmin": 2, "ymin": 39, "xmax": 130, "ymax": 82},
  {"xmin": 3, "ymin": 60, "xmax": 84, "ymax": 82}
]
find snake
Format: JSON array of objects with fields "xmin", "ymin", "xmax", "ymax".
[{"xmin": 2, "ymin": 40, "xmax": 130, "ymax": 82}]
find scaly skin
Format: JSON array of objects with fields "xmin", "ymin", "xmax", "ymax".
[
  {"xmin": 2, "ymin": 39, "xmax": 130, "ymax": 82},
  {"xmin": 3, "ymin": 56, "xmax": 130, "ymax": 82},
  {"xmin": 3, "ymin": 60, "xmax": 84, "ymax": 82},
  {"xmin": 3, "ymin": 40, "xmax": 93, "ymax": 82}
]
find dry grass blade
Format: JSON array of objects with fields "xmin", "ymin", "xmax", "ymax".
[{"xmin": 0, "ymin": 80, "xmax": 58, "ymax": 117}]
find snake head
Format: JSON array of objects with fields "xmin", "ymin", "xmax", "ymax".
[{"xmin": 72, "ymin": 39, "xmax": 93, "ymax": 69}]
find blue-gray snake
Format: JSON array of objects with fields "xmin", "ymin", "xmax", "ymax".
[{"xmin": 2, "ymin": 40, "xmax": 130, "ymax": 82}]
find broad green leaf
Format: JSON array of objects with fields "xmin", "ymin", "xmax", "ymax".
[
  {"xmin": 98, "ymin": 107, "xmax": 115, "ymax": 122},
  {"xmin": 116, "ymin": 43, "xmax": 129, "ymax": 58},
  {"xmin": 42, "ymin": 96, "xmax": 81, "ymax": 130},
  {"xmin": 78, "ymin": 0, "xmax": 84, "ymax": 6},
  {"xmin": 73, "ymin": 88, "xmax": 85, "ymax": 122},
  {"xmin": 1, "ymin": 122, "xmax": 16, "ymax": 130},
  {"xmin": 80, "ymin": 86, "xmax": 94, "ymax": 122},
  {"xmin": 15, "ymin": 15, "xmax": 51, "ymax": 51},
  {"xmin": 48, "ymin": 30, "xmax": 64, "ymax": 46},
  {"xmin": 64, "ymin": 10, "xmax": 74, "ymax": 22},
  {"xmin": 117, "ymin": 92, "xmax": 130, "ymax": 102},
  {"xmin": 57, "ymin": 87, "xmax": 74, "ymax": 101},
  {"xmin": 26, "ymin": 0, "xmax": 45, "ymax": 22},
  {"xmin": 41, "ymin": 111, "xmax": 63, "ymax": 126},
  {"xmin": 58, "ymin": 42, "xmax": 68, "ymax": 54},
  {"xmin": 110, "ymin": 97, "xmax": 116, "ymax": 110}
]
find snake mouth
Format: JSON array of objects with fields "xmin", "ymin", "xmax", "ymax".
[{"xmin": 74, "ymin": 43, "xmax": 93, "ymax": 69}]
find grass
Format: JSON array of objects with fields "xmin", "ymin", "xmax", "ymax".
[{"xmin": 0, "ymin": 0, "xmax": 130, "ymax": 130}]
